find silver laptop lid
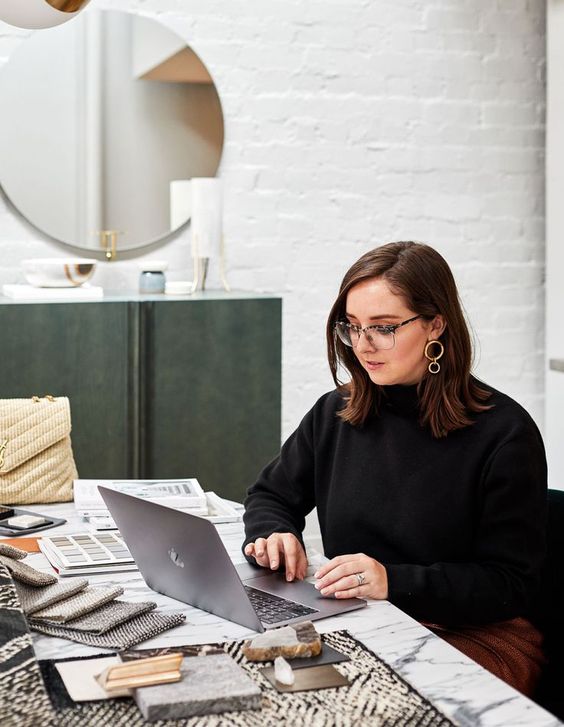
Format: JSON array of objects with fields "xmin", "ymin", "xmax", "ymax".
[{"xmin": 98, "ymin": 486, "xmax": 264, "ymax": 632}]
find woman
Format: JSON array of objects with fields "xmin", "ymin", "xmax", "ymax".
[{"xmin": 243, "ymin": 241, "xmax": 547, "ymax": 695}]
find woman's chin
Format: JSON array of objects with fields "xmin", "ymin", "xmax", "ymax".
[
  {"xmin": 366, "ymin": 366, "xmax": 393, "ymax": 385},
  {"xmin": 365, "ymin": 366, "xmax": 421, "ymax": 387}
]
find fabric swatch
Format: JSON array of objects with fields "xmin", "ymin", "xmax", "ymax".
[
  {"xmin": 31, "ymin": 585, "xmax": 124, "ymax": 624},
  {"xmin": 0, "ymin": 542, "xmax": 28, "ymax": 560},
  {"xmin": 32, "ymin": 599, "xmax": 155, "ymax": 635},
  {"xmin": 0, "ymin": 554, "xmax": 57, "ymax": 586},
  {"xmin": 15, "ymin": 578, "xmax": 88, "ymax": 615},
  {"xmin": 31, "ymin": 611, "xmax": 186, "ymax": 651}
]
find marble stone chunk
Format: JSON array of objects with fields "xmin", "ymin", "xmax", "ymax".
[
  {"xmin": 248, "ymin": 626, "xmax": 298, "ymax": 649},
  {"xmin": 243, "ymin": 620, "xmax": 322, "ymax": 662},
  {"xmin": 134, "ymin": 653, "xmax": 262, "ymax": 722}
]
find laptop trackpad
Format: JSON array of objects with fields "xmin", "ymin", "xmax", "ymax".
[{"xmin": 235, "ymin": 561, "xmax": 268, "ymax": 581}]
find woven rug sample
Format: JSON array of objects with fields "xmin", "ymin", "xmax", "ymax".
[
  {"xmin": 15, "ymin": 578, "xmax": 89, "ymax": 615},
  {"xmin": 31, "ymin": 585, "xmax": 125, "ymax": 624},
  {"xmin": 0, "ymin": 554, "xmax": 58, "ymax": 586},
  {"xmin": 32, "ymin": 610, "xmax": 186, "ymax": 651},
  {"xmin": 0, "ymin": 564, "xmax": 56, "ymax": 727},
  {"xmin": 39, "ymin": 631, "xmax": 455, "ymax": 726}
]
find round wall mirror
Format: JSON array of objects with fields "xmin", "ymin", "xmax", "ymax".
[{"xmin": 0, "ymin": 9, "xmax": 224, "ymax": 252}]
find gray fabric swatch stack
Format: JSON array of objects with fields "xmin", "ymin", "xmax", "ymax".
[{"xmin": 0, "ymin": 542, "xmax": 185, "ymax": 649}]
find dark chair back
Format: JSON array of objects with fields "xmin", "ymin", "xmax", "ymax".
[{"xmin": 533, "ymin": 488, "xmax": 564, "ymax": 718}]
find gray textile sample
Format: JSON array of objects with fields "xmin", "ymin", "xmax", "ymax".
[
  {"xmin": 0, "ymin": 543, "xmax": 27, "ymax": 560},
  {"xmin": 31, "ymin": 585, "xmax": 125, "ymax": 623},
  {"xmin": 31, "ymin": 611, "xmax": 186, "ymax": 651},
  {"xmin": 135, "ymin": 653, "xmax": 262, "ymax": 722},
  {"xmin": 31, "ymin": 599, "xmax": 156, "ymax": 635},
  {"xmin": 15, "ymin": 578, "xmax": 89, "ymax": 615},
  {"xmin": 0, "ymin": 554, "xmax": 57, "ymax": 586}
]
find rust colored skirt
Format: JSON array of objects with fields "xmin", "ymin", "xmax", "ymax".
[{"xmin": 422, "ymin": 617, "xmax": 544, "ymax": 697}]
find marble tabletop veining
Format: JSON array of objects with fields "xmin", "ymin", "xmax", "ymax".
[{"xmin": 5, "ymin": 502, "xmax": 561, "ymax": 727}]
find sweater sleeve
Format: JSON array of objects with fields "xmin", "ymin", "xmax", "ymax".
[
  {"xmin": 242, "ymin": 406, "xmax": 317, "ymax": 555},
  {"xmin": 386, "ymin": 425, "xmax": 548, "ymax": 625}
]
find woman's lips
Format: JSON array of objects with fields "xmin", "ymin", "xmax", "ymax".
[{"xmin": 364, "ymin": 361, "xmax": 384, "ymax": 370}]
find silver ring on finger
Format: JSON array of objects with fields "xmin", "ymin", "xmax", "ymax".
[{"xmin": 355, "ymin": 572, "xmax": 366, "ymax": 587}]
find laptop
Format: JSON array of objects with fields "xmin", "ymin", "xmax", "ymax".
[{"xmin": 99, "ymin": 486, "xmax": 366, "ymax": 632}]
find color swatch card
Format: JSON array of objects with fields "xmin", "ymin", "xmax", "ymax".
[{"xmin": 39, "ymin": 532, "xmax": 137, "ymax": 576}]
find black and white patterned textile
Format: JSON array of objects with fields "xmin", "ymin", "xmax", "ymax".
[
  {"xmin": 39, "ymin": 631, "xmax": 456, "ymax": 726},
  {"xmin": 0, "ymin": 564, "xmax": 56, "ymax": 727}
]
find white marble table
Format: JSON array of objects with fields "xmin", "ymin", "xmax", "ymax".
[{"xmin": 4, "ymin": 502, "xmax": 561, "ymax": 727}]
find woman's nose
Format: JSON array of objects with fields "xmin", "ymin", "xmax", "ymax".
[{"xmin": 357, "ymin": 329, "xmax": 377, "ymax": 352}]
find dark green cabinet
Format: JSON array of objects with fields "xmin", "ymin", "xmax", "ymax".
[{"xmin": 0, "ymin": 294, "xmax": 281, "ymax": 501}]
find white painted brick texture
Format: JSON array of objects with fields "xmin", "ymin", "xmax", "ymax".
[{"xmin": 0, "ymin": 0, "xmax": 546, "ymax": 440}]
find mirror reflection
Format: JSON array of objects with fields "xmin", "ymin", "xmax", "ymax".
[{"xmin": 0, "ymin": 10, "xmax": 224, "ymax": 251}]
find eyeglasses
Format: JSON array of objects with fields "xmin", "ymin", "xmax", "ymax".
[{"xmin": 334, "ymin": 314, "xmax": 422, "ymax": 350}]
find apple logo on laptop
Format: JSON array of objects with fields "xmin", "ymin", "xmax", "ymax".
[{"xmin": 168, "ymin": 548, "xmax": 184, "ymax": 568}]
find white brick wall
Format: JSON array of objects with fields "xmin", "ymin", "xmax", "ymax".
[{"xmin": 0, "ymin": 0, "xmax": 546, "ymax": 440}]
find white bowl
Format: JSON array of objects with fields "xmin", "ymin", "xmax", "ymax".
[{"xmin": 22, "ymin": 258, "xmax": 97, "ymax": 288}]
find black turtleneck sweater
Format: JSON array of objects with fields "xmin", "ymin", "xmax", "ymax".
[{"xmin": 243, "ymin": 382, "xmax": 547, "ymax": 626}]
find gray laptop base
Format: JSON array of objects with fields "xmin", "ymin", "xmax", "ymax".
[{"xmin": 99, "ymin": 486, "xmax": 366, "ymax": 633}]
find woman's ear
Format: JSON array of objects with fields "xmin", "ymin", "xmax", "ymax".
[{"xmin": 430, "ymin": 315, "xmax": 446, "ymax": 338}]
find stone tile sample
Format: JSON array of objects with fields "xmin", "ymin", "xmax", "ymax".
[{"xmin": 134, "ymin": 653, "xmax": 262, "ymax": 722}]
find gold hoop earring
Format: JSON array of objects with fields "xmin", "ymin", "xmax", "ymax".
[{"xmin": 424, "ymin": 340, "xmax": 444, "ymax": 374}]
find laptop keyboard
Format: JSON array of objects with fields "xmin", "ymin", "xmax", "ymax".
[{"xmin": 244, "ymin": 585, "xmax": 318, "ymax": 624}]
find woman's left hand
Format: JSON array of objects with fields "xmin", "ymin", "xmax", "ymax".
[{"xmin": 314, "ymin": 553, "xmax": 388, "ymax": 600}]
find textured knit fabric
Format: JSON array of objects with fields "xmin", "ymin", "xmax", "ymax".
[
  {"xmin": 243, "ymin": 381, "xmax": 547, "ymax": 627},
  {"xmin": 15, "ymin": 578, "xmax": 88, "ymax": 615},
  {"xmin": 31, "ymin": 585, "xmax": 124, "ymax": 624},
  {"xmin": 424, "ymin": 617, "xmax": 545, "ymax": 697},
  {"xmin": 31, "ymin": 611, "xmax": 186, "ymax": 651},
  {"xmin": 31, "ymin": 599, "xmax": 156, "ymax": 635},
  {"xmin": 0, "ymin": 542, "xmax": 27, "ymax": 560},
  {"xmin": 0, "ymin": 554, "xmax": 57, "ymax": 586}
]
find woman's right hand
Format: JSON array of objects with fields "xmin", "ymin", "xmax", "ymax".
[{"xmin": 244, "ymin": 532, "xmax": 308, "ymax": 582}]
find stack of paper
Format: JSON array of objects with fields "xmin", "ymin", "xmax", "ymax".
[{"xmin": 73, "ymin": 479, "xmax": 241, "ymax": 526}]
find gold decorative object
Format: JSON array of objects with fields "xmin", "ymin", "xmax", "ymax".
[
  {"xmin": 47, "ymin": 1, "xmax": 90, "ymax": 11},
  {"xmin": 96, "ymin": 654, "xmax": 184, "ymax": 693},
  {"xmin": 98, "ymin": 230, "xmax": 120, "ymax": 261}
]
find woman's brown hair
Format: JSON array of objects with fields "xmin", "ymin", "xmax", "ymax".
[{"xmin": 326, "ymin": 241, "xmax": 491, "ymax": 437}]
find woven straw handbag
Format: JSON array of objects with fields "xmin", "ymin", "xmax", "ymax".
[{"xmin": 0, "ymin": 396, "xmax": 78, "ymax": 505}]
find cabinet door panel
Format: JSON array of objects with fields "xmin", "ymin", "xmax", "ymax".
[
  {"xmin": 0, "ymin": 302, "xmax": 135, "ymax": 479},
  {"xmin": 145, "ymin": 298, "xmax": 281, "ymax": 501}
]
